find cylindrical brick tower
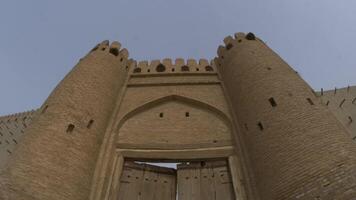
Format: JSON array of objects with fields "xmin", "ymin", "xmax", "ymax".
[
  {"xmin": 216, "ymin": 32, "xmax": 356, "ymax": 199},
  {"xmin": 0, "ymin": 41, "xmax": 130, "ymax": 200}
]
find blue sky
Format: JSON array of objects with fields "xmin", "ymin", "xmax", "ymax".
[{"xmin": 0, "ymin": 0, "xmax": 356, "ymax": 116}]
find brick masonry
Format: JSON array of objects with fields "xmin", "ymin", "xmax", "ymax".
[
  {"xmin": 0, "ymin": 33, "xmax": 355, "ymax": 200},
  {"xmin": 215, "ymin": 32, "xmax": 356, "ymax": 199}
]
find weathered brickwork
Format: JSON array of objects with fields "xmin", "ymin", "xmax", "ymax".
[
  {"xmin": 0, "ymin": 110, "xmax": 36, "ymax": 170},
  {"xmin": 0, "ymin": 41, "xmax": 130, "ymax": 200},
  {"xmin": 215, "ymin": 32, "xmax": 356, "ymax": 199},
  {"xmin": 0, "ymin": 33, "xmax": 355, "ymax": 200},
  {"xmin": 319, "ymin": 86, "xmax": 356, "ymax": 139}
]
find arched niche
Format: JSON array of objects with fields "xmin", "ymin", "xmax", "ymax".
[{"xmin": 116, "ymin": 95, "xmax": 233, "ymax": 149}]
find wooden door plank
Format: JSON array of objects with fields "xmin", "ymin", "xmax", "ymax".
[
  {"xmin": 200, "ymin": 166, "xmax": 215, "ymax": 200},
  {"xmin": 191, "ymin": 167, "xmax": 201, "ymax": 200},
  {"xmin": 177, "ymin": 167, "xmax": 192, "ymax": 200},
  {"xmin": 118, "ymin": 162, "xmax": 177, "ymax": 200},
  {"xmin": 117, "ymin": 167, "xmax": 144, "ymax": 200},
  {"xmin": 213, "ymin": 165, "xmax": 235, "ymax": 200},
  {"xmin": 155, "ymin": 172, "xmax": 176, "ymax": 200},
  {"xmin": 141, "ymin": 169, "xmax": 158, "ymax": 200}
]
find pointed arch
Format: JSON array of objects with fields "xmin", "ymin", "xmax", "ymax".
[
  {"xmin": 116, "ymin": 95, "xmax": 232, "ymax": 131},
  {"xmin": 115, "ymin": 95, "xmax": 233, "ymax": 149}
]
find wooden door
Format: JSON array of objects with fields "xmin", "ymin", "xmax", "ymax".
[
  {"xmin": 117, "ymin": 161, "xmax": 176, "ymax": 200},
  {"xmin": 177, "ymin": 160, "xmax": 235, "ymax": 200}
]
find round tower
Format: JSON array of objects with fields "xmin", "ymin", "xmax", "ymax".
[
  {"xmin": 216, "ymin": 33, "xmax": 356, "ymax": 199},
  {"xmin": 0, "ymin": 41, "xmax": 130, "ymax": 200}
]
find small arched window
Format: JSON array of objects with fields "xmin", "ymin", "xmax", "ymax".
[
  {"xmin": 133, "ymin": 68, "xmax": 142, "ymax": 73},
  {"xmin": 66, "ymin": 124, "xmax": 75, "ymax": 133},
  {"xmin": 181, "ymin": 65, "xmax": 190, "ymax": 72},
  {"xmin": 205, "ymin": 66, "xmax": 214, "ymax": 71},
  {"xmin": 269, "ymin": 97, "xmax": 277, "ymax": 107},
  {"xmin": 156, "ymin": 64, "xmax": 166, "ymax": 72},
  {"xmin": 87, "ymin": 120, "xmax": 94, "ymax": 129}
]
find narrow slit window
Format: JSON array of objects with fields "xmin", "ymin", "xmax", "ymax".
[
  {"xmin": 66, "ymin": 124, "xmax": 75, "ymax": 133},
  {"xmin": 185, "ymin": 112, "xmax": 190, "ymax": 117},
  {"xmin": 307, "ymin": 98, "xmax": 314, "ymax": 105},
  {"xmin": 87, "ymin": 120, "xmax": 94, "ymax": 129},
  {"xmin": 159, "ymin": 113, "xmax": 164, "ymax": 118},
  {"xmin": 257, "ymin": 122, "xmax": 264, "ymax": 131},
  {"xmin": 269, "ymin": 97, "xmax": 277, "ymax": 107}
]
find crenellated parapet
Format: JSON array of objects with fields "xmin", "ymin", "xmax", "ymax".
[
  {"xmin": 2, "ymin": 33, "xmax": 356, "ymax": 200},
  {"xmin": 0, "ymin": 110, "xmax": 37, "ymax": 123},
  {"xmin": 90, "ymin": 40, "xmax": 129, "ymax": 59},
  {"xmin": 131, "ymin": 58, "xmax": 216, "ymax": 75},
  {"xmin": 0, "ymin": 110, "xmax": 37, "ymax": 170},
  {"xmin": 318, "ymin": 86, "xmax": 356, "ymax": 139}
]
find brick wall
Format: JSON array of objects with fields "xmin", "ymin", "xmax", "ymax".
[
  {"xmin": 216, "ymin": 32, "xmax": 356, "ymax": 199},
  {"xmin": 0, "ymin": 41, "xmax": 130, "ymax": 200}
]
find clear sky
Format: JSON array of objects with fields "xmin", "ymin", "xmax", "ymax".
[{"xmin": 0, "ymin": 0, "xmax": 355, "ymax": 116}]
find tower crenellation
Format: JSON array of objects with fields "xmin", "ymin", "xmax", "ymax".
[
  {"xmin": 132, "ymin": 58, "xmax": 215, "ymax": 74},
  {"xmin": 0, "ymin": 40, "xmax": 131, "ymax": 200},
  {"xmin": 216, "ymin": 32, "xmax": 356, "ymax": 199},
  {"xmin": 0, "ymin": 33, "xmax": 355, "ymax": 200}
]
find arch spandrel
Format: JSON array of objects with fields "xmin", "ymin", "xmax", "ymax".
[{"xmin": 115, "ymin": 95, "xmax": 233, "ymax": 149}]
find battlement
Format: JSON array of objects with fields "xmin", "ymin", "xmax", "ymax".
[
  {"xmin": 130, "ymin": 58, "xmax": 216, "ymax": 75},
  {"xmin": 0, "ymin": 109, "xmax": 37, "ymax": 170},
  {"xmin": 89, "ymin": 40, "xmax": 130, "ymax": 62},
  {"xmin": 214, "ymin": 32, "xmax": 266, "ymax": 69},
  {"xmin": 0, "ymin": 110, "xmax": 37, "ymax": 123},
  {"xmin": 217, "ymin": 32, "xmax": 260, "ymax": 57}
]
